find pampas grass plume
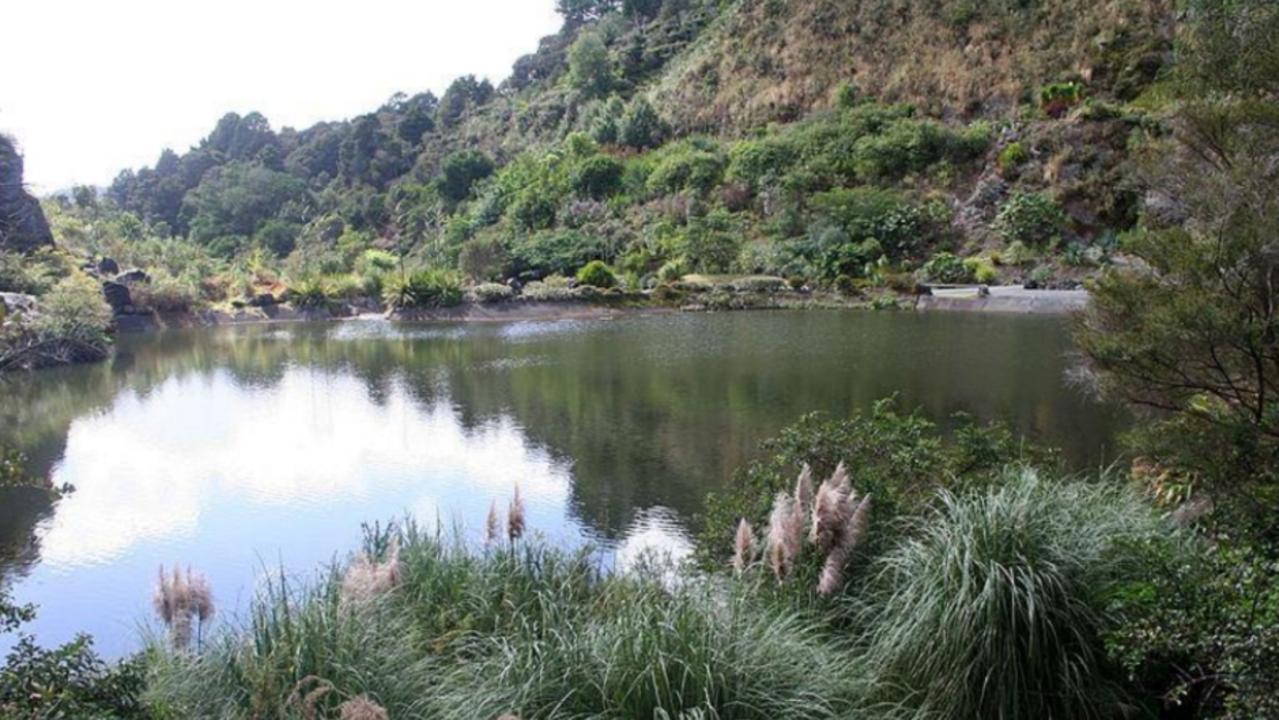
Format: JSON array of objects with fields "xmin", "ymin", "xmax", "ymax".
[
  {"xmin": 485, "ymin": 499, "xmax": 500, "ymax": 546},
  {"xmin": 794, "ymin": 464, "xmax": 815, "ymax": 514},
  {"xmin": 766, "ymin": 492, "xmax": 802, "ymax": 581},
  {"xmin": 339, "ymin": 695, "xmax": 390, "ymax": 720},
  {"xmin": 508, "ymin": 483, "xmax": 526, "ymax": 542},
  {"xmin": 732, "ymin": 518, "xmax": 755, "ymax": 574}
]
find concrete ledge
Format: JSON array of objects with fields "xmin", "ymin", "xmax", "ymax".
[{"xmin": 917, "ymin": 287, "xmax": 1088, "ymax": 314}]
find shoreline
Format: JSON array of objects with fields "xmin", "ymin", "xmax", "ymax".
[{"xmin": 110, "ymin": 287, "xmax": 1089, "ymax": 334}]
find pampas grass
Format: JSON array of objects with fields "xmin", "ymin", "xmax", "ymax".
[
  {"xmin": 733, "ymin": 518, "xmax": 755, "ymax": 574},
  {"xmin": 339, "ymin": 695, "xmax": 389, "ymax": 720},
  {"xmin": 339, "ymin": 537, "xmax": 403, "ymax": 610},
  {"xmin": 485, "ymin": 499, "xmax": 500, "ymax": 546},
  {"xmin": 766, "ymin": 492, "xmax": 803, "ymax": 581},
  {"xmin": 794, "ymin": 463, "xmax": 814, "ymax": 514},
  {"xmin": 507, "ymin": 484, "xmax": 526, "ymax": 542},
  {"xmin": 153, "ymin": 565, "xmax": 215, "ymax": 650}
]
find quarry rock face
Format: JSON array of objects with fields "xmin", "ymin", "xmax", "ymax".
[{"xmin": 0, "ymin": 136, "xmax": 54, "ymax": 253}]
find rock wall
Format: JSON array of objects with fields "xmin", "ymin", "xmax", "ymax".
[{"xmin": 0, "ymin": 136, "xmax": 54, "ymax": 253}]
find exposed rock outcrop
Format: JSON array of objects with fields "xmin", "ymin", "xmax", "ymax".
[{"xmin": 0, "ymin": 136, "xmax": 54, "ymax": 253}]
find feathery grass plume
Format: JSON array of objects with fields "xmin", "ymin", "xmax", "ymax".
[
  {"xmin": 732, "ymin": 519, "xmax": 755, "ymax": 574},
  {"xmin": 187, "ymin": 568, "xmax": 215, "ymax": 623},
  {"xmin": 794, "ymin": 463, "xmax": 815, "ymax": 514},
  {"xmin": 766, "ymin": 492, "xmax": 802, "ymax": 582},
  {"xmin": 485, "ymin": 499, "xmax": 500, "ymax": 545},
  {"xmin": 339, "ymin": 695, "xmax": 390, "ymax": 720},
  {"xmin": 339, "ymin": 536, "xmax": 404, "ymax": 610},
  {"xmin": 810, "ymin": 479, "xmax": 851, "ymax": 553},
  {"xmin": 287, "ymin": 676, "xmax": 334, "ymax": 720},
  {"xmin": 829, "ymin": 461, "xmax": 851, "ymax": 496},
  {"xmin": 152, "ymin": 565, "xmax": 175, "ymax": 625},
  {"xmin": 817, "ymin": 495, "xmax": 872, "ymax": 596},
  {"xmin": 186, "ymin": 567, "xmax": 215, "ymax": 649},
  {"xmin": 153, "ymin": 564, "xmax": 195, "ymax": 650},
  {"xmin": 507, "ymin": 483, "xmax": 526, "ymax": 542}
]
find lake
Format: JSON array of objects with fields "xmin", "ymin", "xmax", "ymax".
[{"xmin": 0, "ymin": 310, "xmax": 1123, "ymax": 656}]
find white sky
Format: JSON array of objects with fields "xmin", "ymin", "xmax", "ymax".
[{"xmin": 1, "ymin": 0, "xmax": 562, "ymax": 193}]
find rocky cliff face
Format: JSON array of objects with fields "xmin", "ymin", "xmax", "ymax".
[{"xmin": 0, "ymin": 136, "xmax": 54, "ymax": 253}]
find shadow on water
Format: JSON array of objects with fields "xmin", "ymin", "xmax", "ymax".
[{"xmin": 0, "ymin": 310, "xmax": 1125, "ymax": 653}]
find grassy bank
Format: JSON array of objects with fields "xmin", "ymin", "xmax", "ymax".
[{"xmin": 128, "ymin": 463, "xmax": 1174, "ymax": 720}]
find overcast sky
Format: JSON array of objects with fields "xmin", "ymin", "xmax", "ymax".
[{"xmin": 1, "ymin": 0, "xmax": 561, "ymax": 193}]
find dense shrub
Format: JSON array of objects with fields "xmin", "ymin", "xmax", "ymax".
[
  {"xmin": 618, "ymin": 97, "xmax": 667, "ymax": 150},
  {"xmin": 569, "ymin": 155, "xmax": 624, "ymax": 200},
  {"xmin": 646, "ymin": 143, "xmax": 725, "ymax": 196},
  {"xmin": 468, "ymin": 282, "xmax": 515, "ymax": 303},
  {"xmin": 31, "ymin": 275, "xmax": 113, "ymax": 349},
  {"xmin": 997, "ymin": 141, "xmax": 1028, "ymax": 172},
  {"xmin": 508, "ymin": 230, "xmax": 608, "ymax": 279},
  {"xmin": 726, "ymin": 137, "xmax": 797, "ymax": 188},
  {"xmin": 921, "ymin": 251, "xmax": 971, "ymax": 283},
  {"xmin": 676, "ymin": 210, "xmax": 741, "ymax": 273},
  {"xmin": 995, "ymin": 191, "xmax": 1066, "ymax": 245},
  {"xmin": 457, "ymin": 235, "xmax": 509, "ymax": 281},
  {"xmin": 1107, "ymin": 541, "xmax": 1279, "ymax": 719},
  {"xmin": 809, "ymin": 188, "xmax": 924, "ymax": 259},
  {"xmin": 575, "ymin": 260, "xmax": 617, "ymax": 288},
  {"xmin": 861, "ymin": 469, "xmax": 1169, "ymax": 719},
  {"xmin": 383, "ymin": 269, "xmax": 464, "ymax": 310}
]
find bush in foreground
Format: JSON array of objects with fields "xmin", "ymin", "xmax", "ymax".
[{"xmin": 859, "ymin": 468, "xmax": 1169, "ymax": 719}]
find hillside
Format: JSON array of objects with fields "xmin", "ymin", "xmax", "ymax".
[{"xmin": 16, "ymin": 0, "xmax": 1177, "ymax": 316}]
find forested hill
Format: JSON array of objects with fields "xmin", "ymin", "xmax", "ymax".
[{"xmin": 79, "ymin": 0, "xmax": 1174, "ymax": 292}]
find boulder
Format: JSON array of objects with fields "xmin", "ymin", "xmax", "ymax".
[
  {"xmin": 102, "ymin": 281, "xmax": 132, "ymax": 312},
  {"xmin": 115, "ymin": 269, "xmax": 150, "ymax": 286},
  {"xmin": 248, "ymin": 292, "xmax": 277, "ymax": 307},
  {"xmin": 0, "ymin": 137, "xmax": 55, "ymax": 253},
  {"xmin": 98, "ymin": 257, "xmax": 119, "ymax": 275}
]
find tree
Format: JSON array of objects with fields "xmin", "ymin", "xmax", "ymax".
[
  {"xmin": 1073, "ymin": 0, "xmax": 1279, "ymax": 518},
  {"xmin": 435, "ymin": 150, "xmax": 494, "ymax": 204},
  {"xmin": 437, "ymin": 75, "xmax": 495, "ymax": 129},
  {"xmin": 568, "ymin": 31, "xmax": 612, "ymax": 97},
  {"xmin": 555, "ymin": 0, "xmax": 619, "ymax": 27},
  {"xmin": 618, "ymin": 96, "xmax": 666, "ymax": 149}
]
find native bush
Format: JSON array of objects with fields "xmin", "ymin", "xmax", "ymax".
[
  {"xmin": 575, "ymin": 260, "xmax": 617, "ymax": 288},
  {"xmin": 995, "ymin": 191, "xmax": 1066, "ymax": 245},
  {"xmin": 382, "ymin": 269, "xmax": 463, "ymax": 310}
]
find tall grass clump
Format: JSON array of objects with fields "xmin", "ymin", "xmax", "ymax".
[
  {"xmin": 859, "ymin": 468, "xmax": 1169, "ymax": 719},
  {"xmin": 143, "ymin": 557, "xmax": 434, "ymax": 718},
  {"xmin": 429, "ymin": 579, "xmax": 856, "ymax": 720}
]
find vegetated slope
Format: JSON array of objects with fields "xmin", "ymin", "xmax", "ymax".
[
  {"xmin": 653, "ymin": 0, "xmax": 1172, "ymax": 132},
  {"xmin": 84, "ymin": 0, "xmax": 1176, "ymax": 304}
]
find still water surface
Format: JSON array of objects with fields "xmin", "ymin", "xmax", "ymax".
[{"xmin": 0, "ymin": 311, "xmax": 1122, "ymax": 655}]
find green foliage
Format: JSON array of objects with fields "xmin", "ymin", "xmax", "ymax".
[
  {"xmin": 994, "ymin": 191, "xmax": 1065, "ymax": 245},
  {"xmin": 997, "ymin": 141, "xmax": 1027, "ymax": 172},
  {"xmin": 457, "ymin": 235, "xmax": 509, "ymax": 281},
  {"xmin": 567, "ymin": 31, "xmax": 613, "ymax": 97},
  {"xmin": 569, "ymin": 154, "xmax": 623, "ymax": 200},
  {"xmin": 508, "ymin": 230, "xmax": 607, "ymax": 279},
  {"xmin": 435, "ymin": 150, "xmax": 494, "ymax": 204},
  {"xmin": 646, "ymin": 141, "xmax": 726, "ymax": 195},
  {"xmin": 382, "ymin": 269, "xmax": 464, "ymax": 310},
  {"xmin": 809, "ymin": 187, "xmax": 925, "ymax": 259},
  {"xmin": 468, "ymin": 282, "xmax": 515, "ymax": 303},
  {"xmin": 726, "ymin": 137, "xmax": 797, "ymax": 188},
  {"xmin": 1040, "ymin": 81, "xmax": 1086, "ymax": 118},
  {"xmin": 146, "ymin": 527, "xmax": 856, "ymax": 719},
  {"xmin": 183, "ymin": 162, "xmax": 309, "ymax": 252},
  {"xmin": 1, "ymin": 585, "xmax": 146, "ymax": 718},
  {"xmin": 698, "ymin": 399, "xmax": 1041, "ymax": 569},
  {"xmin": 0, "ymin": 249, "xmax": 67, "ymax": 295},
  {"xmin": 32, "ymin": 275, "xmax": 113, "ymax": 349},
  {"xmin": 618, "ymin": 97, "xmax": 666, "ymax": 150},
  {"xmin": 1107, "ymin": 541, "xmax": 1279, "ymax": 719},
  {"xmin": 676, "ymin": 210, "xmax": 740, "ymax": 273},
  {"xmin": 861, "ymin": 469, "xmax": 1168, "ymax": 719},
  {"xmin": 574, "ymin": 259, "xmax": 617, "ymax": 288},
  {"xmin": 921, "ymin": 251, "xmax": 971, "ymax": 283}
]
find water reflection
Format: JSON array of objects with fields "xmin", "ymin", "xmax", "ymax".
[{"xmin": 0, "ymin": 311, "xmax": 1124, "ymax": 655}]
